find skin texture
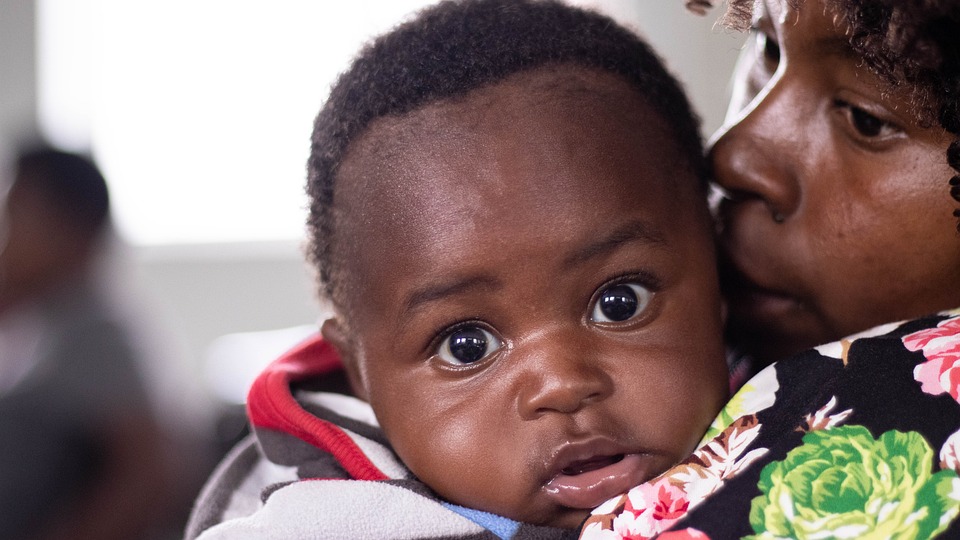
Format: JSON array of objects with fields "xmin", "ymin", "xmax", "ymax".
[
  {"xmin": 711, "ymin": 0, "xmax": 960, "ymax": 366},
  {"xmin": 321, "ymin": 68, "xmax": 728, "ymax": 528}
]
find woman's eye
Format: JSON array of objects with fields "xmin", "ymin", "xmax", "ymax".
[
  {"xmin": 436, "ymin": 326, "xmax": 502, "ymax": 366},
  {"xmin": 738, "ymin": 26, "xmax": 779, "ymax": 103},
  {"xmin": 849, "ymin": 106, "xmax": 893, "ymax": 137},
  {"xmin": 755, "ymin": 29, "xmax": 780, "ymax": 69},
  {"xmin": 590, "ymin": 283, "xmax": 653, "ymax": 324},
  {"xmin": 836, "ymin": 100, "xmax": 902, "ymax": 140}
]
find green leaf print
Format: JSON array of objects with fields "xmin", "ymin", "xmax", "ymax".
[{"xmin": 745, "ymin": 426, "xmax": 960, "ymax": 540}]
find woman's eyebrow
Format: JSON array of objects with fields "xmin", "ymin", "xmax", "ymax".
[
  {"xmin": 814, "ymin": 35, "xmax": 860, "ymax": 61},
  {"xmin": 563, "ymin": 219, "xmax": 667, "ymax": 269}
]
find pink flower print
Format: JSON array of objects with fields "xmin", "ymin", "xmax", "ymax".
[
  {"xmin": 903, "ymin": 316, "xmax": 960, "ymax": 403},
  {"xmin": 941, "ymin": 428, "xmax": 960, "ymax": 473},
  {"xmin": 648, "ymin": 484, "xmax": 689, "ymax": 521},
  {"xmin": 609, "ymin": 510, "xmax": 653, "ymax": 540},
  {"xmin": 608, "ymin": 478, "xmax": 691, "ymax": 539},
  {"xmin": 657, "ymin": 529, "xmax": 710, "ymax": 540},
  {"xmin": 914, "ymin": 359, "xmax": 960, "ymax": 402}
]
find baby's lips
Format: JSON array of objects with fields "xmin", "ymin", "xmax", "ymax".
[{"xmin": 542, "ymin": 453, "xmax": 652, "ymax": 509}]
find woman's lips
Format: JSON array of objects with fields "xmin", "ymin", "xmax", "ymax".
[{"xmin": 543, "ymin": 453, "xmax": 654, "ymax": 509}]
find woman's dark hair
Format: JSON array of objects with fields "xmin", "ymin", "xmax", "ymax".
[
  {"xmin": 307, "ymin": 0, "xmax": 705, "ymax": 303},
  {"xmin": 692, "ymin": 0, "xmax": 960, "ymax": 222},
  {"xmin": 836, "ymin": 0, "xmax": 960, "ymax": 221},
  {"xmin": 14, "ymin": 146, "xmax": 111, "ymax": 236}
]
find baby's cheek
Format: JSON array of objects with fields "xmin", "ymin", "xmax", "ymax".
[{"xmin": 422, "ymin": 411, "xmax": 532, "ymax": 514}]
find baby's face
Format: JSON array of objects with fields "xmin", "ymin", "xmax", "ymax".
[{"xmin": 329, "ymin": 69, "xmax": 728, "ymax": 528}]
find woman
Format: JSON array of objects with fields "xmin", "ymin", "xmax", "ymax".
[
  {"xmin": 713, "ymin": 0, "xmax": 960, "ymax": 371},
  {"xmin": 581, "ymin": 1, "xmax": 960, "ymax": 538}
]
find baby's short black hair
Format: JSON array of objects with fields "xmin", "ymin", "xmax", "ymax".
[{"xmin": 308, "ymin": 0, "xmax": 705, "ymax": 303}]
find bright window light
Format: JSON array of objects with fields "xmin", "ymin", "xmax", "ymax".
[{"xmin": 38, "ymin": 0, "xmax": 436, "ymax": 245}]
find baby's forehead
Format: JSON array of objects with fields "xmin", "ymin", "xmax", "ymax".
[
  {"xmin": 326, "ymin": 66, "xmax": 710, "ymax": 320},
  {"xmin": 334, "ymin": 70, "xmax": 698, "ymax": 237},
  {"xmin": 345, "ymin": 67, "xmax": 666, "ymax": 171}
]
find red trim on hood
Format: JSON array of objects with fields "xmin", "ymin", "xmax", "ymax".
[{"xmin": 246, "ymin": 334, "xmax": 389, "ymax": 481}]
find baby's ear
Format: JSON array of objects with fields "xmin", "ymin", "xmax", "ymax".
[{"xmin": 321, "ymin": 317, "xmax": 368, "ymax": 401}]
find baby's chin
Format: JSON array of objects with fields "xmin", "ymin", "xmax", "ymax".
[
  {"xmin": 494, "ymin": 502, "xmax": 590, "ymax": 530},
  {"xmin": 448, "ymin": 494, "xmax": 588, "ymax": 530},
  {"xmin": 549, "ymin": 508, "xmax": 592, "ymax": 529}
]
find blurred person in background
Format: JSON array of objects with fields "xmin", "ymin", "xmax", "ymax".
[{"xmin": 0, "ymin": 145, "xmax": 181, "ymax": 540}]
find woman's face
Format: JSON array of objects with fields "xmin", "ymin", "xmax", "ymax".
[{"xmin": 711, "ymin": 0, "xmax": 960, "ymax": 365}]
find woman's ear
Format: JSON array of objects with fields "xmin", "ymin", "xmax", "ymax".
[{"xmin": 321, "ymin": 317, "xmax": 368, "ymax": 401}]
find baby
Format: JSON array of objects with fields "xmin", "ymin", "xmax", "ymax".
[{"xmin": 186, "ymin": 0, "xmax": 728, "ymax": 537}]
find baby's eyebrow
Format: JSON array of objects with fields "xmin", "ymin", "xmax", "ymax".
[
  {"xmin": 401, "ymin": 274, "xmax": 502, "ymax": 319},
  {"xmin": 563, "ymin": 219, "xmax": 667, "ymax": 269},
  {"xmin": 397, "ymin": 220, "xmax": 665, "ymax": 321}
]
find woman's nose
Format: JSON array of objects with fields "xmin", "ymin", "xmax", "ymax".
[
  {"xmin": 709, "ymin": 71, "xmax": 802, "ymax": 224},
  {"xmin": 514, "ymin": 332, "xmax": 613, "ymax": 420}
]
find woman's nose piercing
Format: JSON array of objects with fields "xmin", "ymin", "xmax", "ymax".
[{"xmin": 772, "ymin": 211, "xmax": 785, "ymax": 223}]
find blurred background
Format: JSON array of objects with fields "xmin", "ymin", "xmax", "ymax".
[{"xmin": 0, "ymin": 0, "xmax": 745, "ymax": 538}]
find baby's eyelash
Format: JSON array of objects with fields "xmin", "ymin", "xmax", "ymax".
[
  {"xmin": 426, "ymin": 319, "xmax": 487, "ymax": 354},
  {"xmin": 601, "ymin": 270, "xmax": 663, "ymax": 292}
]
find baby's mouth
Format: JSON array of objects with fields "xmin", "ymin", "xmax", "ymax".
[
  {"xmin": 544, "ymin": 452, "xmax": 653, "ymax": 509},
  {"xmin": 561, "ymin": 454, "xmax": 624, "ymax": 476}
]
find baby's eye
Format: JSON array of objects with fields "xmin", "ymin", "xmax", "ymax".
[
  {"xmin": 436, "ymin": 325, "xmax": 502, "ymax": 366},
  {"xmin": 590, "ymin": 283, "xmax": 653, "ymax": 324}
]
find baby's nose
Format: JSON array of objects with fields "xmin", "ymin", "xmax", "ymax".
[{"xmin": 513, "ymin": 331, "xmax": 613, "ymax": 420}]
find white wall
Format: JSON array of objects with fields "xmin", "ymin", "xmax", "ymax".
[
  {"xmin": 131, "ymin": 241, "xmax": 321, "ymax": 361},
  {"xmin": 0, "ymin": 0, "xmax": 39, "ymax": 168},
  {"xmin": 578, "ymin": 0, "xmax": 745, "ymax": 136},
  {"xmin": 121, "ymin": 240, "xmax": 323, "ymax": 408}
]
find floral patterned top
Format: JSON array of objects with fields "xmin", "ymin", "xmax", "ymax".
[{"xmin": 580, "ymin": 309, "xmax": 960, "ymax": 540}]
